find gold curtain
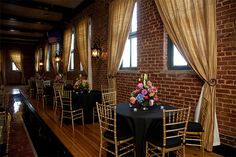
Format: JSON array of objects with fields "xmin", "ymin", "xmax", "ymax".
[
  {"xmin": 10, "ymin": 49, "xmax": 25, "ymax": 84},
  {"xmin": 107, "ymin": 0, "xmax": 135, "ymax": 89},
  {"xmin": 35, "ymin": 48, "xmax": 39, "ymax": 72},
  {"xmin": 44, "ymin": 43, "xmax": 49, "ymax": 71},
  {"xmin": 154, "ymin": 0, "xmax": 217, "ymax": 151},
  {"xmin": 51, "ymin": 43, "xmax": 57, "ymax": 74},
  {"xmin": 62, "ymin": 27, "xmax": 72, "ymax": 78},
  {"xmin": 76, "ymin": 17, "xmax": 89, "ymax": 75}
]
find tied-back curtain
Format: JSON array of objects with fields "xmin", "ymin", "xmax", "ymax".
[
  {"xmin": 35, "ymin": 48, "xmax": 40, "ymax": 72},
  {"xmin": 107, "ymin": 0, "xmax": 135, "ymax": 89},
  {"xmin": 10, "ymin": 49, "xmax": 25, "ymax": 84},
  {"xmin": 62, "ymin": 27, "xmax": 72, "ymax": 78},
  {"xmin": 154, "ymin": 0, "xmax": 218, "ymax": 151},
  {"xmin": 76, "ymin": 17, "xmax": 89, "ymax": 75},
  {"xmin": 51, "ymin": 43, "xmax": 57, "ymax": 74}
]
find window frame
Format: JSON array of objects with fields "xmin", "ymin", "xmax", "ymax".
[{"xmin": 167, "ymin": 38, "xmax": 191, "ymax": 70}]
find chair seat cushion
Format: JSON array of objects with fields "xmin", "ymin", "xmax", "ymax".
[
  {"xmin": 187, "ymin": 122, "xmax": 204, "ymax": 132},
  {"xmin": 147, "ymin": 133, "xmax": 182, "ymax": 148},
  {"xmin": 103, "ymin": 128, "xmax": 133, "ymax": 141}
]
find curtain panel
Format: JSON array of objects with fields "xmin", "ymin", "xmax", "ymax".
[
  {"xmin": 51, "ymin": 43, "xmax": 57, "ymax": 74},
  {"xmin": 9, "ymin": 49, "xmax": 26, "ymax": 84},
  {"xmin": 76, "ymin": 17, "xmax": 89, "ymax": 75},
  {"xmin": 107, "ymin": 0, "xmax": 136, "ymax": 89},
  {"xmin": 62, "ymin": 27, "xmax": 72, "ymax": 79},
  {"xmin": 154, "ymin": 0, "xmax": 218, "ymax": 151}
]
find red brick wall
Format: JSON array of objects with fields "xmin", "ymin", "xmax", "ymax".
[{"xmin": 216, "ymin": 0, "xmax": 236, "ymax": 147}]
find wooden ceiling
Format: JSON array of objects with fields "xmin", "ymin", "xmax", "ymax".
[{"xmin": 0, "ymin": 0, "xmax": 93, "ymax": 45}]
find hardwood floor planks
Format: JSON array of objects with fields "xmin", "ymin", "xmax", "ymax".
[{"xmin": 19, "ymin": 89, "xmax": 223, "ymax": 157}]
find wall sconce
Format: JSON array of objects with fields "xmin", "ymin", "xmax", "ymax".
[
  {"xmin": 39, "ymin": 60, "xmax": 43, "ymax": 66},
  {"xmin": 92, "ymin": 38, "xmax": 102, "ymax": 58},
  {"xmin": 55, "ymin": 53, "xmax": 61, "ymax": 62}
]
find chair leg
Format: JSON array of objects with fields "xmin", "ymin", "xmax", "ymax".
[
  {"xmin": 71, "ymin": 112, "xmax": 74, "ymax": 133},
  {"xmin": 201, "ymin": 133, "xmax": 205, "ymax": 157},
  {"xmin": 99, "ymin": 138, "xmax": 102, "ymax": 157},
  {"xmin": 82, "ymin": 110, "xmax": 84, "ymax": 127},
  {"xmin": 60, "ymin": 111, "xmax": 63, "ymax": 128}
]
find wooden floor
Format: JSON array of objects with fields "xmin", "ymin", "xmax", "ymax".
[{"xmin": 12, "ymin": 86, "xmax": 223, "ymax": 157}]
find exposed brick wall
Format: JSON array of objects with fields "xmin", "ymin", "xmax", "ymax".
[{"xmin": 216, "ymin": 0, "xmax": 236, "ymax": 147}]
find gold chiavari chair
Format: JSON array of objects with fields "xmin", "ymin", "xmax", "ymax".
[
  {"xmin": 96, "ymin": 102, "xmax": 135, "ymax": 157},
  {"xmin": 146, "ymin": 107, "xmax": 191, "ymax": 157},
  {"xmin": 184, "ymin": 103, "xmax": 207, "ymax": 157},
  {"xmin": 102, "ymin": 91, "xmax": 117, "ymax": 106},
  {"xmin": 0, "ymin": 112, "xmax": 11, "ymax": 157},
  {"xmin": 59, "ymin": 90, "xmax": 84, "ymax": 133},
  {"xmin": 93, "ymin": 88, "xmax": 116, "ymax": 125},
  {"xmin": 35, "ymin": 80, "xmax": 43, "ymax": 101},
  {"xmin": 53, "ymin": 83, "xmax": 64, "ymax": 115}
]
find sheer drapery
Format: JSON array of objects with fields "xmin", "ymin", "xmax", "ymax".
[
  {"xmin": 51, "ymin": 43, "xmax": 57, "ymax": 74},
  {"xmin": 44, "ymin": 43, "xmax": 49, "ymax": 71},
  {"xmin": 35, "ymin": 48, "xmax": 40, "ymax": 72},
  {"xmin": 154, "ymin": 0, "xmax": 218, "ymax": 151},
  {"xmin": 107, "ymin": 0, "xmax": 135, "ymax": 89},
  {"xmin": 62, "ymin": 27, "xmax": 72, "ymax": 78},
  {"xmin": 76, "ymin": 17, "xmax": 89, "ymax": 75},
  {"xmin": 10, "ymin": 49, "xmax": 25, "ymax": 84}
]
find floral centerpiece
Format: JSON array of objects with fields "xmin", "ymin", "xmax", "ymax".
[
  {"xmin": 130, "ymin": 74, "xmax": 159, "ymax": 109},
  {"xmin": 73, "ymin": 78, "xmax": 89, "ymax": 90}
]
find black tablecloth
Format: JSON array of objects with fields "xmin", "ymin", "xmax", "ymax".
[
  {"xmin": 116, "ymin": 103, "xmax": 175, "ymax": 157},
  {"xmin": 71, "ymin": 90, "xmax": 102, "ymax": 124}
]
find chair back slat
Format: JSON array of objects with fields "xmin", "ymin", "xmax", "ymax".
[
  {"xmin": 162, "ymin": 107, "xmax": 190, "ymax": 147},
  {"xmin": 59, "ymin": 90, "xmax": 72, "ymax": 110},
  {"xmin": 102, "ymin": 91, "xmax": 116, "ymax": 106},
  {"xmin": 97, "ymin": 102, "xmax": 117, "ymax": 140}
]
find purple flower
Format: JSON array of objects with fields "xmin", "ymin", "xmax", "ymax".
[{"xmin": 141, "ymin": 89, "xmax": 148, "ymax": 95}]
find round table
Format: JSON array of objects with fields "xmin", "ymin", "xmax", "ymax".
[{"xmin": 116, "ymin": 103, "xmax": 175, "ymax": 157}]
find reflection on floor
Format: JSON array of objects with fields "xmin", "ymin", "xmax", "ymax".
[{"xmin": 7, "ymin": 88, "xmax": 36, "ymax": 157}]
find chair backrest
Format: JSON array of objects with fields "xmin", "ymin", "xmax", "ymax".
[
  {"xmin": 53, "ymin": 83, "xmax": 64, "ymax": 97},
  {"xmin": 35, "ymin": 80, "xmax": 43, "ymax": 91},
  {"xmin": 96, "ymin": 102, "xmax": 117, "ymax": 141},
  {"xmin": 102, "ymin": 91, "xmax": 117, "ymax": 106},
  {"xmin": 101, "ymin": 88, "xmax": 116, "ymax": 94},
  {"xmin": 43, "ymin": 80, "xmax": 51, "ymax": 87},
  {"xmin": 65, "ymin": 80, "xmax": 74, "ymax": 86},
  {"xmin": 59, "ymin": 90, "xmax": 72, "ymax": 110},
  {"xmin": 162, "ymin": 107, "xmax": 190, "ymax": 147}
]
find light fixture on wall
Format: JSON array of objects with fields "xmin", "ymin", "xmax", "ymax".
[
  {"xmin": 39, "ymin": 60, "xmax": 43, "ymax": 66},
  {"xmin": 55, "ymin": 53, "xmax": 61, "ymax": 62},
  {"xmin": 91, "ymin": 38, "xmax": 102, "ymax": 58}
]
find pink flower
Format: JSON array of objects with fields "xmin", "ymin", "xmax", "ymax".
[
  {"xmin": 144, "ymin": 96, "xmax": 149, "ymax": 100},
  {"xmin": 149, "ymin": 99, "xmax": 154, "ymax": 106},
  {"xmin": 154, "ymin": 97, "xmax": 159, "ymax": 102},
  {"xmin": 138, "ymin": 83, "xmax": 144, "ymax": 89},
  {"xmin": 147, "ymin": 80, "xmax": 152, "ymax": 87}
]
